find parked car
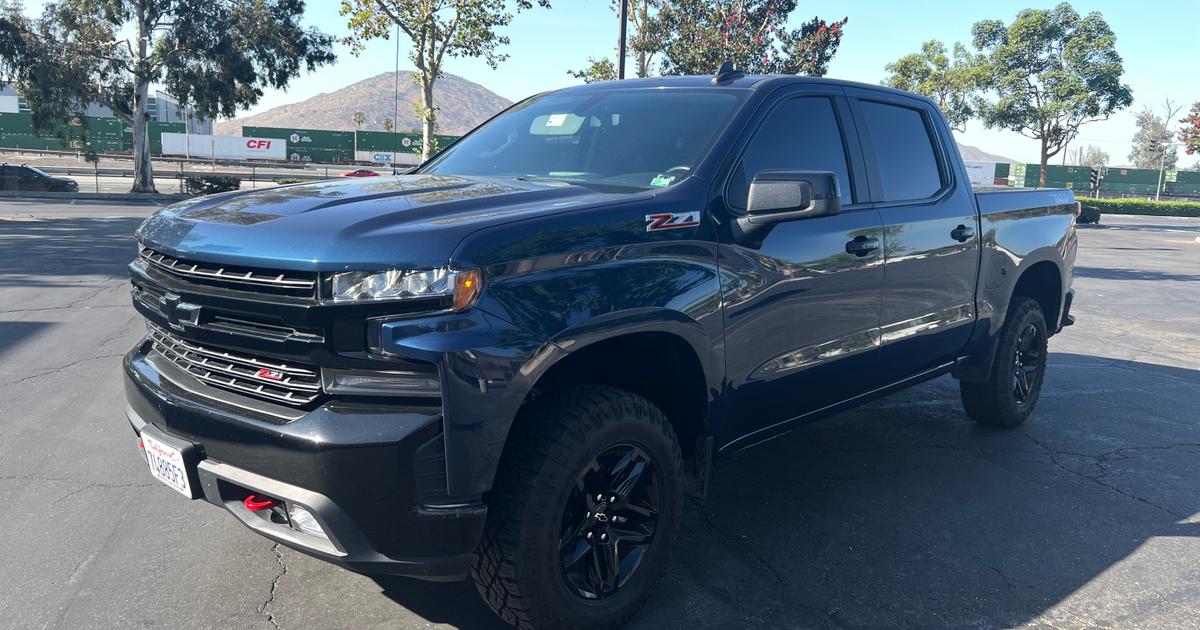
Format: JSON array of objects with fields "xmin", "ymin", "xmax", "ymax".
[
  {"xmin": 0, "ymin": 163, "xmax": 78, "ymax": 192},
  {"xmin": 339, "ymin": 168, "xmax": 379, "ymax": 177},
  {"xmin": 123, "ymin": 68, "xmax": 1077, "ymax": 629}
]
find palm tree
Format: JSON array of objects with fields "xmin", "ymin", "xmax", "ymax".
[
  {"xmin": 351, "ymin": 111, "xmax": 365, "ymax": 157},
  {"xmin": 382, "ymin": 117, "xmax": 394, "ymax": 133}
]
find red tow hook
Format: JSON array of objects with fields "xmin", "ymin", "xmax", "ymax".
[{"xmin": 244, "ymin": 494, "xmax": 280, "ymax": 511}]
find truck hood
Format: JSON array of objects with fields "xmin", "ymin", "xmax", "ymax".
[{"xmin": 136, "ymin": 174, "xmax": 641, "ymax": 271}]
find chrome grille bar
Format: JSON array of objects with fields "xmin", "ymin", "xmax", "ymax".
[
  {"xmin": 148, "ymin": 327, "xmax": 321, "ymax": 407},
  {"xmin": 139, "ymin": 248, "xmax": 317, "ymax": 296}
]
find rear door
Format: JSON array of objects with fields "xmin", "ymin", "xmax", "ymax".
[
  {"xmin": 846, "ymin": 89, "xmax": 980, "ymax": 383},
  {"xmin": 719, "ymin": 87, "xmax": 885, "ymax": 448},
  {"xmin": 13, "ymin": 167, "xmax": 44, "ymax": 191}
]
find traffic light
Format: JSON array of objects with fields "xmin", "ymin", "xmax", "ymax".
[{"xmin": 1089, "ymin": 167, "xmax": 1100, "ymax": 190}]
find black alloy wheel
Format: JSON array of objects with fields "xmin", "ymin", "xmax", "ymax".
[
  {"xmin": 473, "ymin": 385, "xmax": 683, "ymax": 630},
  {"xmin": 558, "ymin": 444, "xmax": 660, "ymax": 600},
  {"xmin": 1012, "ymin": 322, "xmax": 1044, "ymax": 404},
  {"xmin": 960, "ymin": 296, "xmax": 1049, "ymax": 428}
]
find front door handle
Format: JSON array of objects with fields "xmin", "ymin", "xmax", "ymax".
[
  {"xmin": 845, "ymin": 236, "xmax": 880, "ymax": 257},
  {"xmin": 951, "ymin": 224, "xmax": 975, "ymax": 242}
]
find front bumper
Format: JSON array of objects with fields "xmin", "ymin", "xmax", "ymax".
[{"xmin": 124, "ymin": 339, "xmax": 486, "ymax": 581}]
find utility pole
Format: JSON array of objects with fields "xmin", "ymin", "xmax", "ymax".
[
  {"xmin": 617, "ymin": 0, "xmax": 628, "ymax": 80},
  {"xmin": 393, "ymin": 22, "xmax": 400, "ymax": 173},
  {"xmin": 1154, "ymin": 141, "xmax": 1175, "ymax": 202}
]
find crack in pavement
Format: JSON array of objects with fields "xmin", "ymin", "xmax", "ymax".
[
  {"xmin": 50, "ymin": 481, "xmax": 159, "ymax": 505},
  {"xmin": 689, "ymin": 499, "xmax": 794, "ymax": 621},
  {"xmin": 1024, "ymin": 435, "xmax": 1190, "ymax": 519},
  {"xmin": 0, "ymin": 303, "xmax": 129, "ymax": 314},
  {"xmin": 5, "ymin": 352, "xmax": 125, "ymax": 385},
  {"xmin": 0, "ymin": 282, "xmax": 123, "ymax": 315},
  {"xmin": 259, "ymin": 543, "xmax": 287, "ymax": 630},
  {"xmin": 0, "ymin": 473, "xmax": 158, "ymax": 504}
]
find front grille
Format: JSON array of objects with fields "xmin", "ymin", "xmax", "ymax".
[
  {"xmin": 139, "ymin": 247, "xmax": 318, "ymax": 298},
  {"xmin": 149, "ymin": 326, "xmax": 322, "ymax": 407}
]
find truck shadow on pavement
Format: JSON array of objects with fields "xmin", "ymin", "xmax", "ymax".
[{"xmin": 375, "ymin": 354, "xmax": 1200, "ymax": 629}]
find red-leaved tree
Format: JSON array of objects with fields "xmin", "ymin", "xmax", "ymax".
[
  {"xmin": 1181, "ymin": 102, "xmax": 1200, "ymax": 157},
  {"xmin": 656, "ymin": 0, "xmax": 846, "ymax": 76}
]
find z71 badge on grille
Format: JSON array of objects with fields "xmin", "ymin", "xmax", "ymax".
[
  {"xmin": 645, "ymin": 211, "xmax": 701, "ymax": 232},
  {"xmin": 256, "ymin": 368, "xmax": 285, "ymax": 381}
]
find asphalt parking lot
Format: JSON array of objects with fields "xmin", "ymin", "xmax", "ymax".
[{"xmin": 1, "ymin": 199, "xmax": 1198, "ymax": 629}]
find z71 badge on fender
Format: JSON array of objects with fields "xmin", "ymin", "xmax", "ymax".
[{"xmin": 645, "ymin": 211, "xmax": 701, "ymax": 232}]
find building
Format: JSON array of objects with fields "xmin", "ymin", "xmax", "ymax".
[{"xmin": 0, "ymin": 87, "xmax": 212, "ymax": 153}]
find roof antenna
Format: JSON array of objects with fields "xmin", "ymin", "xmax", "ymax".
[{"xmin": 712, "ymin": 60, "xmax": 745, "ymax": 84}]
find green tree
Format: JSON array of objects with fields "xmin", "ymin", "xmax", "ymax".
[
  {"xmin": 627, "ymin": 0, "xmax": 665, "ymax": 77},
  {"xmin": 352, "ymin": 110, "xmax": 366, "ymax": 128},
  {"xmin": 0, "ymin": 0, "xmax": 334, "ymax": 193},
  {"xmin": 568, "ymin": 0, "xmax": 664, "ymax": 81},
  {"xmin": 970, "ymin": 3, "xmax": 1132, "ymax": 187},
  {"xmin": 381, "ymin": 116, "xmax": 394, "ymax": 133},
  {"xmin": 341, "ymin": 0, "xmax": 550, "ymax": 162},
  {"xmin": 567, "ymin": 57, "xmax": 617, "ymax": 83},
  {"xmin": 1178, "ymin": 102, "xmax": 1200, "ymax": 159},
  {"xmin": 1079, "ymin": 144, "xmax": 1108, "ymax": 169},
  {"xmin": 883, "ymin": 40, "xmax": 982, "ymax": 133},
  {"xmin": 656, "ymin": 0, "xmax": 847, "ymax": 77},
  {"xmin": 1128, "ymin": 107, "xmax": 1178, "ymax": 170}
]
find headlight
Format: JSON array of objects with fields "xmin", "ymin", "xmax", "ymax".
[{"xmin": 328, "ymin": 267, "xmax": 482, "ymax": 310}]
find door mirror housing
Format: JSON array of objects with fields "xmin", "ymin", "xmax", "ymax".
[{"xmin": 733, "ymin": 170, "xmax": 842, "ymax": 246}]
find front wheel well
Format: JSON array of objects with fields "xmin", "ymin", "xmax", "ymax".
[{"xmin": 520, "ymin": 332, "xmax": 709, "ymax": 460}]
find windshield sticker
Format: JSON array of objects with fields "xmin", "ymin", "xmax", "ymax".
[
  {"xmin": 650, "ymin": 174, "xmax": 676, "ymax": 188},
  {"xmin": 545, "ymin": 113, "xmax": 568, "ymax": 127},
  {"xmin": 645, "ymin": 211, "xmax": 701, "ymax": 232}
]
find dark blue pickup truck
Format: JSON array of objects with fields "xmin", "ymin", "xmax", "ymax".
[{"xmin": 124, "ymin": 70, "xmax": 1076, "ymax": 629}]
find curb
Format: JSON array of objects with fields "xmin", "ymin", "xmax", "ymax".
[{"xmin": 0, "ymin": 190, "xmax": 190, "ymax": 202}]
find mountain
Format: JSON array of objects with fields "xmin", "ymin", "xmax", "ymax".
[
  {"xmin": 957, "ymin": 143, "xmax": 1018, "ymax": 165},
  {"xmin": 214, "ymin": 72, "xmax": 512, "ymax": 137}
]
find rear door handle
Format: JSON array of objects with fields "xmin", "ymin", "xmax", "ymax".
[
  {"xmin": 845, "ymin": 237, "xmax": 880, "ymax": 257},
  {"xmin": 951, "ymin": 225, "xmax": 975, "ymax": 242}
]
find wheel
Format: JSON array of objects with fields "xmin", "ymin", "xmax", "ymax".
[
  {"xmin": 960, "ymin": 296, "xmax": 1049, "ymax": 427},
  {"xmin": 473, "ymin": 385, "xmax": 684, "ymax": 630}
]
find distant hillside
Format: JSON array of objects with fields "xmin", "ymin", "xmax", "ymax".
[
  {"xmin": 957, "ymin": 143, "xmax": 1017, "ymax": 165},
  {"xmin": 214, "ymin": 72, "xmax": 511, "ymax": 136}
]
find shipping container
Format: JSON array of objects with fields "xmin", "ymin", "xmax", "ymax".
[
  {"xmin": 243, "ymin": 126, "xmax": 355, "ymax": 162},
  {"xmin": 355, "ymin": 130, "xmax": 458, "ymax": 155}
]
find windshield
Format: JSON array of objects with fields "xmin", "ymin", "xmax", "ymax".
[
  {"xmin": 421, "ymin": 89, "xmax": 743, "ymax": 190},
  {"xmin": 26, "ymin": 165, "xmax": 49, "ymax": 176}
]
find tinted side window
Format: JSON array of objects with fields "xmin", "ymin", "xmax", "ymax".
[
  {"xmin": 858, "ymin": 101, "xmax": 943, "ymax": 202},
  {"xmin": 728, "ymin": 97, "xmax": 853, "ymax": 209}
]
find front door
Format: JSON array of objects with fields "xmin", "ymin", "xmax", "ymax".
[{"xmin": 719, "ymin": 92, "xmax": 885, "ymax": 449}]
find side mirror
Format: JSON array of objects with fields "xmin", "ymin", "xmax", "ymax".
[{"xmin": 733, "ymin": 171, "xmax": 842, "ymax": 246}]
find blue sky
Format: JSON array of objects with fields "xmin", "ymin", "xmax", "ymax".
[{"xmin": 21, "ymin": 0, "xmax": 1200, "ymax": 168}]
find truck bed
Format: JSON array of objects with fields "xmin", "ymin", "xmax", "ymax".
[{"xmin": 973, "ymin": 186, "xmax": 1077, "ymax": 215}]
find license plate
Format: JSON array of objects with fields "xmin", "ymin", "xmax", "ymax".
[{"xmin": 142, "ymin": 433, "xmax": 193, "ymax": 498}]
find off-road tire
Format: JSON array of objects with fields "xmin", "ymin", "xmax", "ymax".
[
  {"xmin": 472, "ymin": 385, "xmax": 684, "ymax": 630},
  {"xmin": 960, "ymin": 296, "xmax": 1049, "ymax": 428}
]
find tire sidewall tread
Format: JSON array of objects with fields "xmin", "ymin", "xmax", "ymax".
[
  {"xmin": 960, "ymin": 297, "xmax": 1049, "ymax": 428},
  {"xmin": 473, "ymin": 385, "xmax": 684, "ymax": 630}
]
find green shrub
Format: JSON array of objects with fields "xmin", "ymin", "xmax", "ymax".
[
  {"xmin": 184, "ymin": 175, "xmax": 240, "ymax": 195},
  {"xmin": 273, "ymin": 177, "xmax": 309, "ymax": 185},
  {"xmin": 1076, "ymin": 197, "xmax": 1200, "ymax": 222}
]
